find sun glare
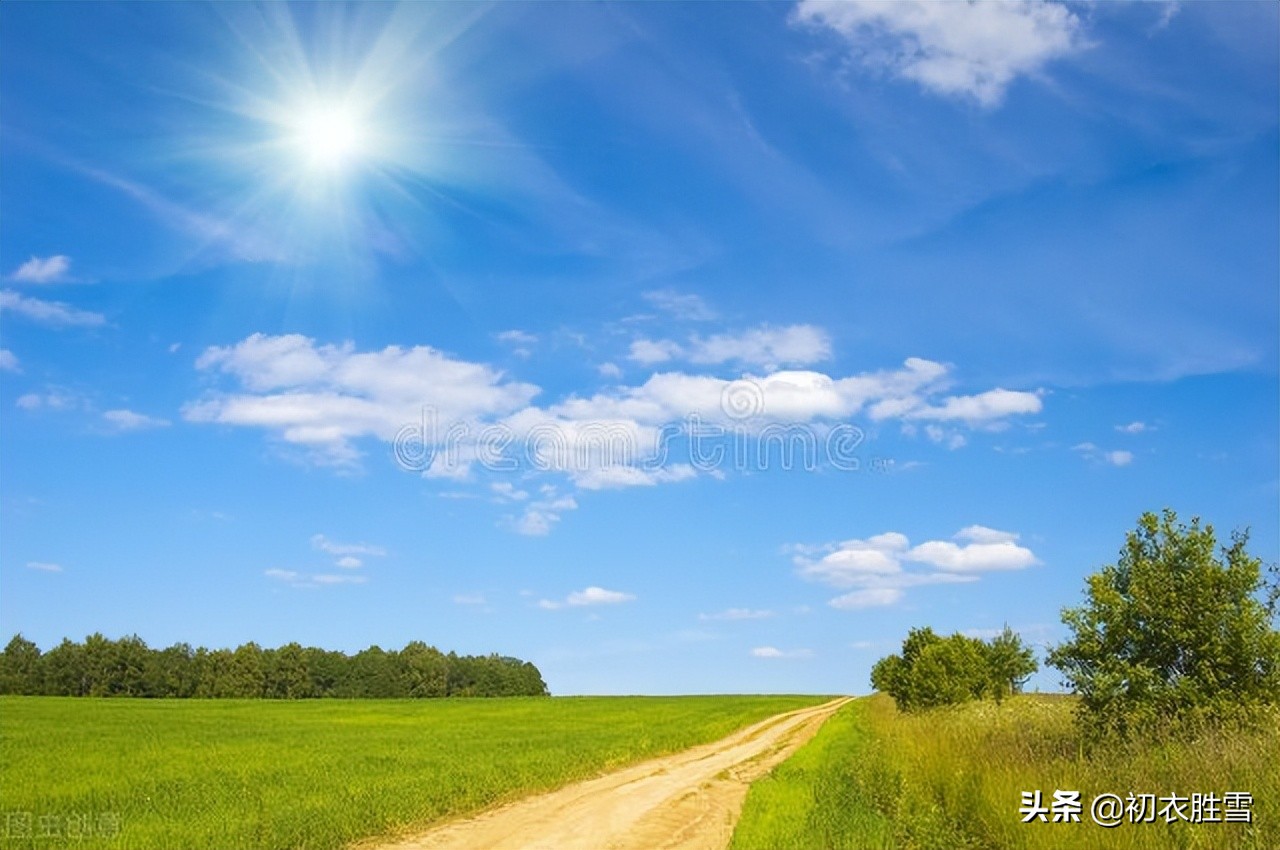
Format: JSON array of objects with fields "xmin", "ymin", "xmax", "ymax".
[{"xmin": 290, "ymin": 103, "xmax": 367, "ymax": 171}]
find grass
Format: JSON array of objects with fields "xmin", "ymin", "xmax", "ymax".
[
  {"xmin": 0, "ymin": 694, "xmax": 824, "ymax": 850},
  {"xmin": 731, "ymin": 694, "xmax": 1280, "ymax": 850}
]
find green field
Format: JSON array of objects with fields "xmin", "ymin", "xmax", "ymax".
[
  {"xmin": 731, "ymin": 694, "xmax": 1280, "ymax": 850},
  {"xmin": 0, "ymin": 694, "xmax": 823, "ymax": 850}
]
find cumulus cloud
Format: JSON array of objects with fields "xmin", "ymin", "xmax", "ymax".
[
  {"xmin": 794, "ymin": 0, "xmax": 1086, "ymax": 107},
  {"xmin": 0, "ymin": 291, "xmax": 105, "ymax": 327},
  {"xmin": 10, "ymin": 255, "xmax": 71, "ymax": 283},
  {"xmin": 102, "ymin": 409, "xmax": 170, "ymax": 431},
  {"xmin": 538, "ymin": 585, "xmax": 636, "ymax": 609},
  {"xmin": 185, "ymin": 334, "xmax": 539, "ymax": 466},
  {"xmin": 794, "ymin": 525, "xmax": 1036, "ymax": 608},
  {"xmin": 0, "ymin": 350, "xmax": 20, "ymax": 373}
]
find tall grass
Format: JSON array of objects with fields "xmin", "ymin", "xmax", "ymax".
[
  {"xmin": 0, "ymin": 694, "xmax": 823, "ymax": 850},
  {"xmin": 732, "ymin": 694, "xmax": 1279, "ymax": 849}
]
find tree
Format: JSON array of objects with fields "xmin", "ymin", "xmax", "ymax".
[
  {"xmin": 0, "ymin": 634, "xmax": 42, "ymax": 695},
  {"xmin": 984, "ymin": 625, "xmax": 1037, "ymax": 704},
  {"xmin": 1047, "ymin": 510, "xmax": 1280, "ymax": 733},
  {"xmin": 870, "ymin": 627, "xmax": 1036, "ymax": 711}
]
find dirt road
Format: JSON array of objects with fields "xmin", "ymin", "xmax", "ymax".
[{"xmin": 370, "ymin": 696, "xmax": 851, "ymax": 850}]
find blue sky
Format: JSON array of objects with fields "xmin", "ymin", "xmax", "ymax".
[{"xmin": 1, "ymin": 1, "xmax": 1276, "ymax": 695}]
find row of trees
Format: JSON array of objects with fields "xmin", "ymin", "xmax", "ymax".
[
  {"xmin": 871, "ymin": 511, "xmax": 1280, "ymax": 733},
  {"xmin": 870, "ymin": 625, "xmax": 1037, "ymax": 711},
  {"xmin": 0, "ymin": 635, "xmax": 549, "ymax": 699}
]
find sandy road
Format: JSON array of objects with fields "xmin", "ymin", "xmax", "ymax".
[{"xmin": 369, "ymin": 696, "xmax": 851, "ymax": 850}]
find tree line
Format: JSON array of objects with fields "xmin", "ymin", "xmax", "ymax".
[{"xmin": 0, "ymin": 634, "xmax": 549, "ymax": 699}]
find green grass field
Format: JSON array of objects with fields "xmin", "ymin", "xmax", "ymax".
[
  {"xmin": 0, "ymin": 695, "xmax": 823, "ymax": 850},
  {"xmin": 731, "ymin": 694, "xmax": 1280, "ymax": 850}
]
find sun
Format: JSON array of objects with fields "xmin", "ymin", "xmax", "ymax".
[{"xmin": 288, "ymin": 101, "xmax": 368, "ymax": 172}]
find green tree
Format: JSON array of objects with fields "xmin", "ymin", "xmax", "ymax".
[
  {"xmin": 1047, "ymin": 510, "xmax": 1280, "ymax": 733},
  {"xmin": 0, "ymin": 634, "xmax": 43, "ymax": 695},
  {"xmin": 984, "ymin": 625, "xmax": 1037, "ymax": 704}
]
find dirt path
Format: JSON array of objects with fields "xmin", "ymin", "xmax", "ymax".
[{"xmin": 369, "ymin": 696, "xmax": 851, "ymax": 850}]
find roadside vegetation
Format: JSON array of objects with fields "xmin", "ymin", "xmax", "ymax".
[
  {"xmin": 733, "ymin": 510, "xmax": 1280, "ymax": 849},
  {"xmin": 732, "ymin": 694, "xmax": 1279, "ymax": 849},
  {"xmin": 0, "ymin": 694, "xmax": 824, "ymax": 850}
]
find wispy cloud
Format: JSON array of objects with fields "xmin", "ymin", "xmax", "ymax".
[
  {"xmin": 1115, "ymin": 421, "xmax": 1150, "ymax": 434},
  {"xmin": 26, "ymin": 561, "xmax": 64, "ymax": 573},
  {"xmin": 642, "ymin": 289, "xmax": 718, "ymax": 322},
  {"xmin": 102, "ymin": 409, "xmax": 171, "ymax": 432},
  {"xmin": 310, "ymin": 533, "xmax": 387, "ymax": 568},
  {"xmin": 0, "ymin": 290, "xmax": 105, "ymax": 327},
  {"xmin": 0, "ymin": 349, "xmax": 20, "ymax": 373},
  {"xmin": 10, "ymin": 255, "xmax": 71, "ymax": 284},
  {"xmin": 699, "ymin": 608, "xmax": 775, "ymax": 621},
  {"xmin": 750, "ymin": 646, "xmax": 812, "ymax": 659}
]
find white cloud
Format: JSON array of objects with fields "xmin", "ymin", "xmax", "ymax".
[
  {"xmin": 509, "ymin": 488, "xmax": 579, "ymax": 536},
  {"xmin": 491, "ymin": 482, "xmax": 530, "ymax": 502},
  {"xmin": 597, "ymin": 362, "xmax": 623, "ymax": 380},
  {"xmin": 0, "ymin": 290, "xmax": 105, "ymax": 327},
  {"xmin": 628, "ymin": 338, "xmax": 684, "ymax": 364},
  {"xmin": 642, "ymin": 289, "xmax": 718, "ymax": 322},
  {"xmin": 1115, "ymin": 421, "xmax": 1149, "ymax": 434},
  {"xmin": 900, "ymin": 388, "xmax": 1043, "ymax": 423},
  {"xmin": 572, "ymin": 463, "xmax": 697, "ymax": 491},
  {"xmin": 829, "ymin": 588, "xmax": 903, "ymax": 609},
  {"xmin": 794, "ymin": 526, "xmax": 1036, "ymax": 607},
  {"xmin": 265, "ymin": 567, "xmax": 367, "ymax": 587},
  {"xmin": 186, "ymin": 334, "xmax": 540, "ymax": 466},
  {"xmin": 310, "ymin": 534, "xmax": 386, "ymax": 558},
  {"xmin": 1073, "ymin": 442, "xmax": 1135, "ymax": 467},
  {"xmin": 689, "ymin": 324, "xmax": 831, "ymax": 368},
  {"xmin": 1105, "ymin": 450, "xmax": 1134, "ymax": 467},
  {"xmin": 0, "ymin": 349, "xmax": 20, "ymax": 373},
  {"xmin": 954, "ymin": 525, "xmax": 1020, "ymax": 545},
  {"xmin": 312, "ymin": 574, "xmax": 368, "ymax": 585},
  {"xmin": 538, "ymin": 585, "xmax": 636, "ymax": 610},
  {"xmin": 699, "ymin": 608, "xmax": 775, "ymax": 621},
  {"xmin": 750, "ymin": 646, "xmax": 812, "ymax": 659},
  {"xmin": 794, "ymin": 0, "xmax": 1086, "ymax": 107},
  {"xmin": 496, "ymin": 330, "xmax": 538, "ymax": 346},
  {"xmin": 10, "ymin": 255, "xmax": 71, "ymax": 283},
  {"xmin": 335, "ymin": 556, "xmax": 362, "ymax": 569},
  {"xmin": 16, "ymin": 390, "xmax": 81, "ymax": 411},
  {"xmin": 26, "ymin": 561, "xmax": 63, "ymax": 573},
  {"xmin": 905, "ymin": 539, "xmax": 1039, "ymax": 572},
  {"xmin": 102, "ymin": 409, "xmax": 171, "ymax": 431}
]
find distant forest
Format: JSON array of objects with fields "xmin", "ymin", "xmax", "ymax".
[{"xmin": 0, "ymin": 634, "xmax": 549, "ymax": 698}]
